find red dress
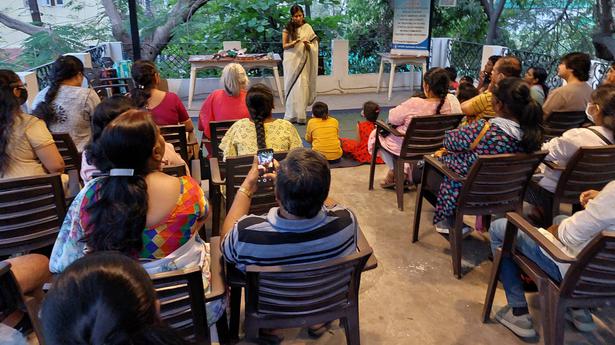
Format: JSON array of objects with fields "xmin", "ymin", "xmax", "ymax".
[
  {"xmin": 340, "ymin": 121, "xmax": 383, "ymax": 164},
  {"xmin": 149, "ymin": 92, "xmax": 190, "ymax": 126}
]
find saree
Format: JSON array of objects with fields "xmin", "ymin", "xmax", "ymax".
[{"xmin": 283, "ymin": 23, "xmax": 319, "ymax": 123}]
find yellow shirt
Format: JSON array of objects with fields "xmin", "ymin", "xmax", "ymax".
[
  {"xmin": 461, "ymin": 91, "xmax": 495, "ymax": 126},
  {"xmin": 305, "ymin": 117, "xmax": 342, "ymax": 161}
]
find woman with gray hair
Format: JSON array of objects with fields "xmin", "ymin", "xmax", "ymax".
[{"xmin": 198, "ymin": 63, "xmax": 250, "ymax": 155}]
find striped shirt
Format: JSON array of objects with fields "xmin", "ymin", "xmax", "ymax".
[{"xmin": 222, "ymin": 205, "xmax": 358, "ymax": 271}]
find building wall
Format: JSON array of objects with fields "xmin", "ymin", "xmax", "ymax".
[{"xmin": 0, "ymin": 0, "xmax": 100, "ymax": 48}]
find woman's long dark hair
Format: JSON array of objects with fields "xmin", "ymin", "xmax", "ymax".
[
  {"xmin": 0, "ymin": 70, "xmax": 21, "ymax": 175},
  {"xmin": 131, "ymin": 60, "xmax": 158, "ymax": 109},
  {"xmin": 32, "ymin": 55, "xmax": 84, "ymax": 125},
  {"xmin": 42, "ymin": 252, "xmax": 188, "ymax": 345},
  {"xmin": 529, "ymin": 66, "xmax": 549, "ymax": 98},
  {"xmin": 85, "ymin": 95, "xmax": 136, "ymax": 166},
  {"xmin": 86, "ymin": 110, "xmax": 158, "ymax": 254},
  {"xmin": 423, "ymin": 67, "xmax": 450, "ymax": 115},
  {"xmin": 246, "ymin": 83, "xmax": 274, "ymax": 150},
  {"xmin": 285, "ymin": 4, "xmax": 305, "ymax": 41},
  {"xmin": 492, "ymin": 77, "xmax": 543, "ymax": 152}
]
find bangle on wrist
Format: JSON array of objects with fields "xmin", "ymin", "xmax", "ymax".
[{"xmin": 238, "ymin": 186, "xmax": 253, "ymax": 198}]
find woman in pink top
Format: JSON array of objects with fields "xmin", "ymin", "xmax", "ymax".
[
  {"xmin": 130, "ymin": 60, "xmax": 194, "ymax": 131},
  {"xmin": 368, "ymin": 68, "xmax": 462, "ymax": 187}
]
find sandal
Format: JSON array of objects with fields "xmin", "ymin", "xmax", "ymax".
[
  {"xmin": 256, "ymin": 330, "xmax": 284, "ymax": 345},
  {"xmin": 379, "ymin": 170, "xmax": 396, "ymax": 189},
  {"xmin": 307, "ymin": 321, "xmax": 333, "ymax": 338}
]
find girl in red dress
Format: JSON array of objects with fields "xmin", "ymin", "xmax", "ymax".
[{"xmin": 340, "ymin": 101, "xmax": 384, "ymax": 164}]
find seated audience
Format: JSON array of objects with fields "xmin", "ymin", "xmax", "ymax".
[
  {"xmin": 131, "ymin": 60, "xmax": 193, "ymax": 130},
  {"xmin": 460, "ymin": 56, "xmax": 522, "ymax": 125},
  {"xmin": 542, "ymin": 52, "xmax": 592, "ymax": 119},
  {"xmin": 220, "ymin": 83, "xmax": 302, "ymax": 158},
  {"xmin": 49, "ymin": 110, "xmax": 224, "ymax": 325},
  {"xmin": 459, "ymin": 75, "xmax": 474, "ymax": 86},
  {"xmin": 433, "ymin": 77, "xmax": 543, "ymax": 233},
  {"xmin": 42, "ymin": 252, "xmax": 189, "ymax": 345},
  {"xmin": 340, "ymin": 101, "xmax": 384, "ymax": 164},
  {"xmin": 306, "ymin": 101, "xmax": 342, "ymax": 163},
  {"xmin": 524, "ymin": 66, "xmax": 549, "ymax": 106},
  {"xmin": 198, "ymin": 63, "xmax": 250, "ymax": 156},
  {"xmin": 477, "ymin": 55, "xmax": 501, "ymax": 93},
  {"xmin": 221, "ymin": 148, "xmax": 357, "ymax": 270},
  {"xmin": 32, "ymin": 55, "xmax": 100, "ymax": 152},
  {"xmin": 456, "ymin": 82, "xmax": 479, "ymax": 104},
  {"xmin": 602, "ymin": 62, "xmax": 615, "ymax": 86},
  {"xmin": 526, "ymin": 84, "xmax": 615, "ymax": 219},
  {"xmin": 80, "ymin": 95, "xmax": 188, "ymax": 182},
  {"xmin": 445, "ymin": 66, "xmax": 459, "ymax": 91},
  {"xmin": 368, "ymin": 67, "xmax": 462, "ymax": 187},
  {"xmin": 489, "ymin": 182, "xmax": 615, "ymax": 338},
  {"xmin": 0, "ymin": 70, "xmax": 64, "ymax": 179}
]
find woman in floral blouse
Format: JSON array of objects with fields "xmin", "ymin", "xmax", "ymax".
[{"xmin": 433, "ymin": 77, "xmax": 543, "ymax": 233}]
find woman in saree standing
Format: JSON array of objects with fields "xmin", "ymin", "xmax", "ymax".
[{"xmin": 282, "ymin": 4, "xmax": 319, "ymax": 124}]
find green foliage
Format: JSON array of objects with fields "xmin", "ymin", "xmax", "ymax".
[{"xmin": 432, "ymin": 0, "xmax": 488, "ymax": 43}]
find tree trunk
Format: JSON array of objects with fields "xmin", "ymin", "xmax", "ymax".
[
  {"xmin": 27, "ymin": 0, "xmax": 42, "ymax": 25},
  {"xmin": 0, "ymin": 12, "xmax": 49, "ymax": 35},
  {"xmin": 593, "ymin": 0, "xmax": 615, "ymax": 60},
  {"xmin": 480, "ymin": 0, "xmax": 506, "ymax": 44}
]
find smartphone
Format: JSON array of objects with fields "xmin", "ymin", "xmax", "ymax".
[{"xmin": 257, "ymin": 148, "xmax": 274, "ymax": 184}]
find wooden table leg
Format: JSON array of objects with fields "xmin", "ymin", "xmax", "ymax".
[
  {"xmin": 188, "ymin": 65, "xmax": 197, "ymax": 110},
  {"xmin": 388, "ymin": 63, "xmax": 397, "ymax": 101},
  {"xmin": 376, "ymin": 60, "xmax": 385, "ymax": 93},
  {"xmin": 273, "ymin": 66, "xmax": 284, "ymax": 106}
]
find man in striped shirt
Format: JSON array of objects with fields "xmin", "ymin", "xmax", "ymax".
[{"xmin": 221, "ymin": 147, "xmax": 358, "ymax": 272}]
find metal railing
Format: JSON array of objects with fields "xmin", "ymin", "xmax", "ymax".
[
  {"xmin": 505, "ymin": 47, "xmax": 562, "ymax": 89},
  {"xmin": 446, "ymin": 40, "xmax": 484, "ymax": 81}
]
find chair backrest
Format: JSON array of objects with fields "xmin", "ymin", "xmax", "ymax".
[
  {"xmin": 224, "ymin": 152, "xmax": 288, "ymax": 215},
  {"xmin": 542, "ymin": 111, "xmax": 586, "ymax": 138},
  {"xmin": 245, "ymin": 247, "xmax": 372, "ymax": 319},
  {"xmin": 560, "ymin": 230, "xmax": 615, "ymax": 300},
  {"xmin": 554, "ymin": 145, "xmax": 615, "ymax": 206},
  {"xmin": 458, "ymin": 151, "xmax": 548, "ymax": 215},
  {"xmin": 0, "ymin": 174, "xmax": 66, "ymax": 256},
  {"xmin": 209, "ymin": 120, "xmax": 237, "ymax": 160},
  {"xmin": 52, "ymin": 132, "xmax": 81, "ymax": 173},
  {"xmin": 160, "ymin": 125, "xmax": 189, "ymax": 164},
  {"xmin": 161, "ymin": 163, "xmax": 187, "ymax": 177},
  {"xmin": 399, "ymin": 114, "xmax": 464, "ymax": 160},
  {"xmin": 150, "ymin": 267, "xmax": 209, "ymax": 345},
  {"xmin": 91, "ymin": 77, "xmax": 134, "ymax": 99}
]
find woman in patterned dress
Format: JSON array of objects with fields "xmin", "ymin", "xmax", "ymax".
[
  {"xmin": 433, "ymin": 77, "xmax": 543, "ymax": 233},
  {"xmin": 49, "ymin": 110, "xmax": 225, "ymax": 325}
]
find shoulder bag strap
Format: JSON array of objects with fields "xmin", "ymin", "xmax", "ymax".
[
  {"xmin": 587, "ymin": 127, "xmax": 614, "ymax": 145},
  {"xmin": 470, "ymin": 122, "xmax": 491, "ymax": 150}
]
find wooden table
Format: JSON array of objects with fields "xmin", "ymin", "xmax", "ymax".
[
  {"xmin": 376, "ymin": 53, "xmax": 429, "ymax": 100},
  {"xmin": 188, "ymin": 53, "xmax": 283, "ymax": 109}
]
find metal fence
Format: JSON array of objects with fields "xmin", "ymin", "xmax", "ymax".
[
  {"xmin": 446, "ymin": 40, "xmax": 484, "ymax": 81},
  {"xmin": 506, "ymin": 47, "xmax": 562, "ymax": 89}
]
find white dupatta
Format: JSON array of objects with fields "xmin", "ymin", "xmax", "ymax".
[{"xmin": 283, "ymin": 23, "xmax": 319, "ymax": 122}]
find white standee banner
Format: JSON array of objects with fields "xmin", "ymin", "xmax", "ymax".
[{"xmin": 391, "ymin": 0, "xmax": 432, "ymax": 56}]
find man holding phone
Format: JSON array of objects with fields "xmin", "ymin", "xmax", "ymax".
[{"xmin": 220, "ymin": 147, "xmax": 359, "ymax": 273}]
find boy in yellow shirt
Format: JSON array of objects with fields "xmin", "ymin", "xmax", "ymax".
[{"xmin": 305, "ymin": 102, "xmax": 343, "ymax": 162}]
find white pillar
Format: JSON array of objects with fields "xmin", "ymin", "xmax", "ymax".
[
  {"xmin": 331, "ymin": 39, "xmax": 349, "ymax": 80},
  {"xmin": 107, "ymin": 42, "xmax": 125, "ymax": 62},
  {"xmin": 16, "ymin": 71, "xmax": 39, "ymax": 112},
  {"xmin": 480, "ymin": 45, "xmax": 508, "ymax": 71},
  {"xmin": 430, "ymin": 38, "xmax": 451, "ymax": 68}
]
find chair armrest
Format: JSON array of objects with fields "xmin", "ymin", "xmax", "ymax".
[
  {"xmin": 357, "ymin": 228, "xmax": 378, "ymax": 271},
  {"xmin": 543, "ymin": 160, "xmax": 566, "ymax": 171},
  {"xmin": 505, "ymin": 212, "xmax": 576, "ymax": 264},
  {"xmin": 206, "ymin": 236, "xmax": 226, "ymax": 301},
  {"xmin": 423, "ymin": 155, "xmax": 466, "ymax": 182},
  {"xmin": 209, "ymin": 157, "xmax": 225, "ymax": 185},
  {"xmin": 376, "ymin": 120, "xmax": 403, "ymax": 137}
]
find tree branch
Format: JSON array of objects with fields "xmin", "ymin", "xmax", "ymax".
[
  {"xmin": 0, "ymin": 12, "xmax": 49, "ymax": 35},
  {"xmin": 529, "ymin": 0, "xmax": 574, "ymax": 47},
  {"xmin": 480, "ymin": 0, "xmax": 494, "ymax": 21},
  {"xmin": 101, "ymin": 0, "xmax": 131, "ymax": 44},
  {"xmin": 143, "ymin": 0, "xmax": 210, "ymax": 59}
]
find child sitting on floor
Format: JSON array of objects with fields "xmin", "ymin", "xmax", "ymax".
[
  {"xmin": 340, "ymin": 101, "xmax": 384, "ymax": 164},
  {"xmin": 306, "ymin": 101, "xmax": 343, "ymax": 163}
]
